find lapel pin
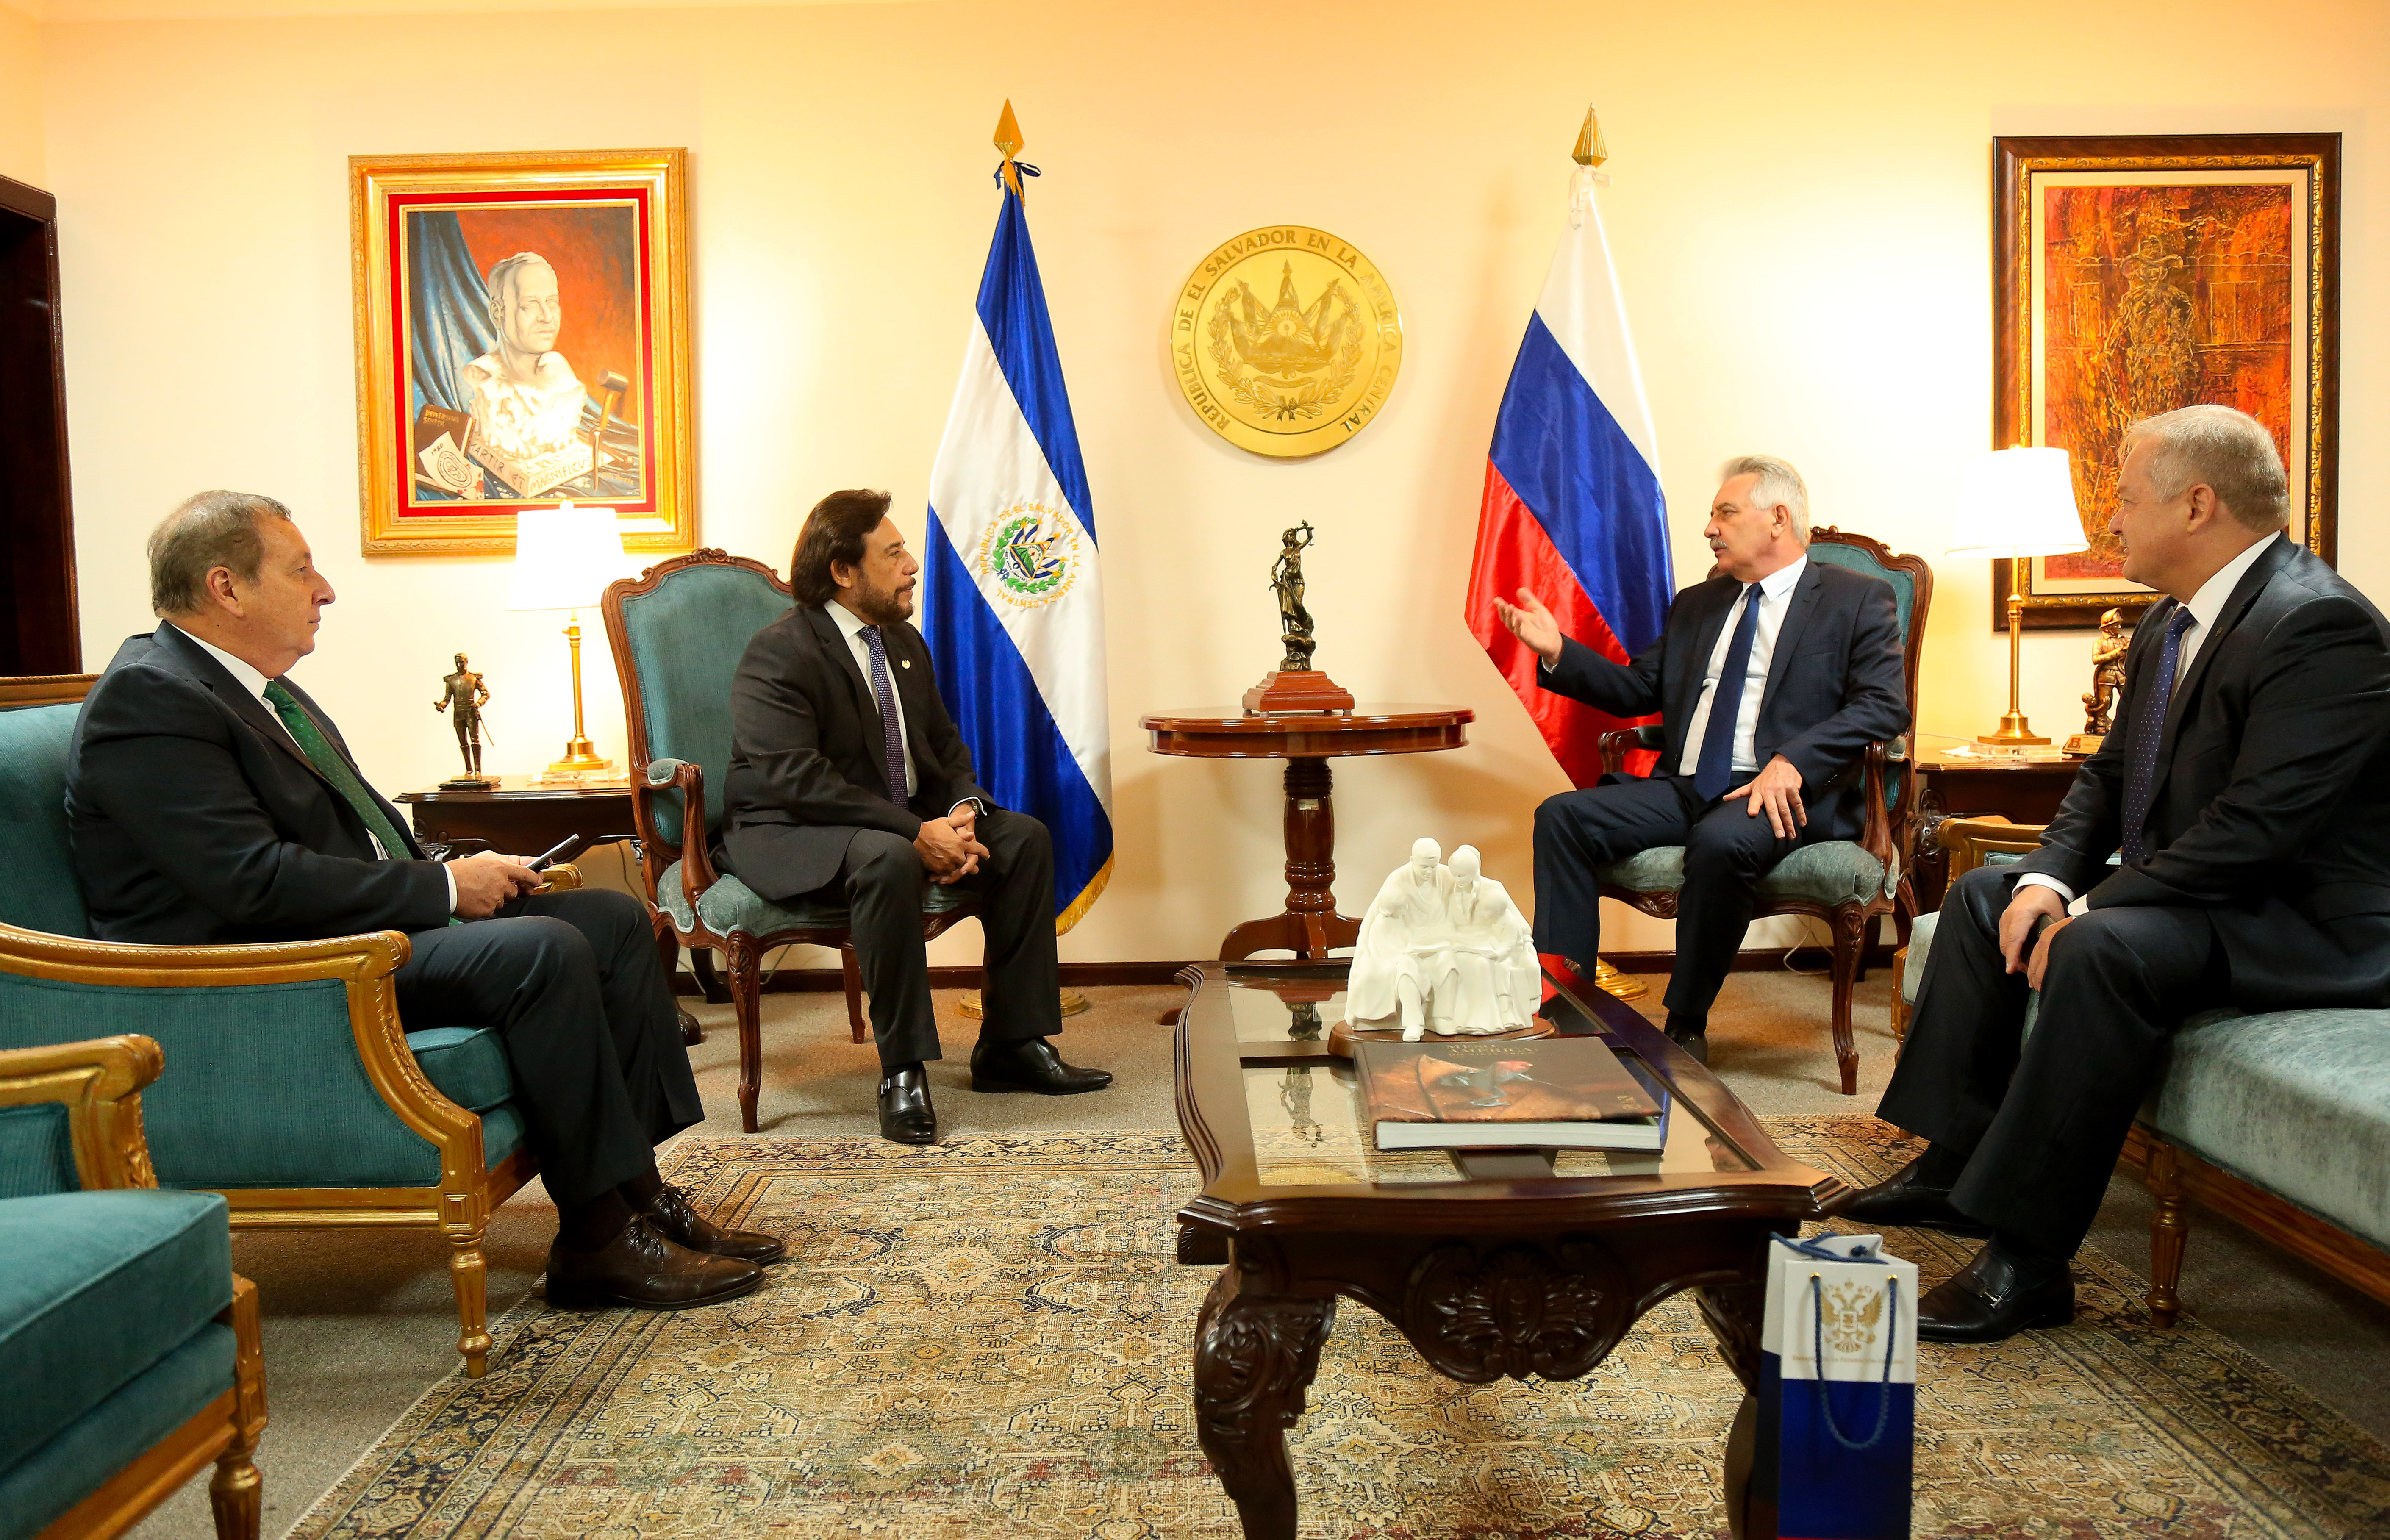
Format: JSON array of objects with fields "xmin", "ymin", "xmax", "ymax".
[{"xmin": 900, "ymin": 659, "xmax": 911, "ymax": 669}]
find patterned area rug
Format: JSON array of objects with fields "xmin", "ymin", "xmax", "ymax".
[{"xmin": 289, "ymin": 1119, "xmax": 2390, "ymax": 1539}]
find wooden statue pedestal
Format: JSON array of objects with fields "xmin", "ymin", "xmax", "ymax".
[
  {"xmin": 1325, "ymin": 1016, "xmax": 1557, "ymax": 1059},
  {"xmin": 1243, "ymin": 668, "xmax": 1355, "ymax": 714}
]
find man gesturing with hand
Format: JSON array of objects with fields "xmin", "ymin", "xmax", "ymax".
[
  {"xmin": 724, "ymin": 490, "xmax": 1110, "ymax": 1145},
  {"xmin": 1497, "ymin": 456, "xmax": 1907, "ymax": 1063}
]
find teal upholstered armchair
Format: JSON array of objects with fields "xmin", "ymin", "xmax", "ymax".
[
  {"xmin": 0, "ymin": 683, "xmax": 557, "ymax": 1377},
  {"xmin": 602, "ymin": 550, "xmax": 977, "ymax": 1133},
  {"xmin": 1596, "ymin": 526, "xmax": 1932, "ymax": 1095},
  {"xmin": 0, "ymin": 1033, "xmax": 265, "ymax": 1540}
]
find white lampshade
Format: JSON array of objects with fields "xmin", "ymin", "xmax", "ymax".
[
  {"xmin": 1946, "ymin": 447, "xmax": 2091, "ymax": 559},
  {"xmin": 506, "ymin": 503, "xmax": 637, "ymax": 612}
]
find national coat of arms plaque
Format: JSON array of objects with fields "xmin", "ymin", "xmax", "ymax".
[{"xmin": 1170, "ymin": 225, "xmax": 1402, "ymax": 457}]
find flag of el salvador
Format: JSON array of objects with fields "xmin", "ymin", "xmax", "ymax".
[
  {"xmin": 922, "ymin": 163, "xmax": 1114, "ymax": 929},
  {"xmin": 1466, "ymin": 166, "xmax": 1674, "ymax": 788}
]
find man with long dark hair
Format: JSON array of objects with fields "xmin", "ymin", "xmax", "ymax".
[{"xmin": 722, "ymin": 489, "xmax": 1111, "ymax": 1144}]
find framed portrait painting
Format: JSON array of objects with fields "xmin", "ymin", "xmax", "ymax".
[
  {"xmin": 350, "ymin": 148, "xmax": 693, "ymax": 555},
  {"xmin": 1992, "ymin": 133, "xmax": 2339, "ymax": 628}
]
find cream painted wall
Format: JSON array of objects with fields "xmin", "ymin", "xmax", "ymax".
[
  {"xmin": 0, "ymin": 6, "xmax": 42, "ymax": 184},
  {"xmin": 34, "ymin": 0, "xmax": 2387, "ymax": 966}
]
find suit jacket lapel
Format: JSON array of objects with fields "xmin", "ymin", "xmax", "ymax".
[
  {"xmin": 152, "ymin": 624, "xmax": 322, "ymax": 782},
  {"xmin": 802, "ymin": 605, "xmax": 891, "ymax": 775},
  {"xmin": 1759, "ymin": 561, "xmax": 1827, "ymax": 706},
  {"xmin": 2152, "ymin": 535, "xmax": 2295, "ymax": 783}
]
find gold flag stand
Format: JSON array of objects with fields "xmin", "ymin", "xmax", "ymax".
[{"xmin": 1592, "ymin": 958, "xmax": 1646, "ymax": 1001}]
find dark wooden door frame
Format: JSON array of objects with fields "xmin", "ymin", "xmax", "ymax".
[{"xmin": 0, "ymin": 173, "xmax": 78, "ymax": 677}]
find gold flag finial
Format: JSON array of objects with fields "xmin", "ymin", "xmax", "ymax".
[
  {"xmin": 994, "ymin": 100, "xmax": 1026, "ymax": 193},
  {"xmin": 1571, "ymin": 106, "xmax": 1607, "ymax": 168}
]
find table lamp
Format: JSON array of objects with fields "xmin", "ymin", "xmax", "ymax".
[
  {"xmin": 507, "ymin": 502, "xmax": 636, "ymax": 774},
  {"xmin": 1947, "ymin": 447, "xmax": 2091, "ymax": 745}
]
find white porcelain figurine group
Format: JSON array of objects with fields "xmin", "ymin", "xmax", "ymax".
[{"xmin": 1345, "ymin": 838, "xmax": 1541, "ymax": 1041}]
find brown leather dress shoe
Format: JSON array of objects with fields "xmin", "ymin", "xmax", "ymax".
[
  {"xmin": 546, "ymin": 1215, "xmax": 765, "ymax": 1310},
  {"xmin": 641, "ymin": 1182, "xmax": 787, "ymax": 1265}
]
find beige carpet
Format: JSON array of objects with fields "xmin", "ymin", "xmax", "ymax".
[{"xmin": 277, "ymin": 1116, "xmax": 2390, "ymax": 1540}]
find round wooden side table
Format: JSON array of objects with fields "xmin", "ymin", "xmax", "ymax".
[{"xmin": 1140, "ymin": 704, "xmax": 1473, "ymax": 960}]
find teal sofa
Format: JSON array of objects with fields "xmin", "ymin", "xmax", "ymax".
[
  {"xmin": 0, "ymin": 1034, "xmax": 265, "ymax": 1540},
  {"xmin": 1894, "ymin": 815, "xmax": 2390, "ymax": 1324},
  {"xmin": 0, "ymin": 684, "xmax": 555, "ymax": 1376}
]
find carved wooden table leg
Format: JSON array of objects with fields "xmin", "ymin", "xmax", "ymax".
[
  {"xmin": 1192, "ymin": 1267, "xmax": 1336, "ymax": 1540},
  {"xmin": 1699, "ymin": 1277, "xmax": 1769, "ymax": 1540},
  {"xmin": 1219, "ymin": 757, "xmax": 1363, "ymax": 962}
]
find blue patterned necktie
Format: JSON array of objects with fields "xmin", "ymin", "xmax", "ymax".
[
  {"xmin": 859, "ymin": 626, "xmax": 910, "ymax": 804},
  {"xmin": 2121, "ymin": 605, "xmax": 2198, "ymax": 866},
  {"xmin": 1694, "ymin": 584, "xmax": 1765, "ymax": 801}
]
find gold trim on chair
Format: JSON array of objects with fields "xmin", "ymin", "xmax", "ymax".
[
  {"xmin": 0, "ymin": 924, "xmax": 536, "ymax": 1376},
  {"xmin": 2, "ymin": 1037, "xmax": 268, "ymax": 1540}
]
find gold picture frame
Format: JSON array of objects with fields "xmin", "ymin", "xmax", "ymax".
[
  {"xmin": 350, "ymin": 148, "xmax": 694, "ymax": 556},
  {"xmin": 1992, "ymin": 133, "xmax": 2339, "ymax": 629}
]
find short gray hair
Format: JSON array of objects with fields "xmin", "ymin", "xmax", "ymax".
[
  {"xmin": 2121, "ymin": 405, "xmax": 2289, "ymax": 533},
  {"xmin": 486, "ymin": 251, "xmax": 555, "ymax": 321},
  {"xmin": 148, "ymin": 491, "xmax": 291, "ymax": 616},
  {"xmin": 1719, "ymin": 454, "xmax": 1810, "ymax": 542}
]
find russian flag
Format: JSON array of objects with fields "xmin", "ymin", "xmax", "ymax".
[
  {"xmin": 1466, "ymin": 161, "xmax": 1673, "ymax": 788},
  {"xmin": 921, "ymin": 145, "xmax": 1113, "ymax": 930}
]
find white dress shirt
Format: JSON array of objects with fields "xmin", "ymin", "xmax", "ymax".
[
  {"xmin": 2019, "ymin": 533, "xmax": 2280, "ymax": 905},
  {"xmin": 1676, "ymin": 556, "xmax": 1809, "ymax": 779},
  {"xmin": 823, "ymin": 602, "xmax": 982, "ymax": 820},
  {"xmin": 169, "ymin": 622, "xmax": 459, "ymax": 913}
]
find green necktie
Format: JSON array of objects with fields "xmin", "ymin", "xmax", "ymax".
[{"xmin": 263, "ymin": 679, "xmax": 411, "ymax": 860}]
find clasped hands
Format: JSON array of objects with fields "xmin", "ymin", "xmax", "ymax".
[
  {"xmin": 1495, "ymin": 586, "xmax": 1810, "ymax": 839},
  {"xmin": 913, "ymin": 805, "xmax": 990, "ymax": 886},
  {"xmin": 1998, "ymin": 882, "xmax": 2073, "ymax": 991}
]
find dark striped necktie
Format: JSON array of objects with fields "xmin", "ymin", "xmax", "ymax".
[
  {"xmin": 1694, "ymin": 584, "xmax": 1765, "ymax": 801},
  {"xmin": 858, "ymin": 626, "xmax": 911, "ymax": 803},
  {"xmin": 2121, "ymin": 606, "xmax": 2198, "ymax": 866},
  {"xmin": 263, "ymin": 680, "xmax": 410, "ymax": 860}
]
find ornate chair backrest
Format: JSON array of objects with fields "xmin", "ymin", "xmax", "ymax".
[
  {"xmin": 0, "ymin": 702, "xmax": 94, "ymax": 939},
  {"xmin": 602, "ymin": 551, "xmax": 794, "ymax": 853},
  {"xmin": 1804, "ymin": 526, "xmax": 1933, "ymax": 808}
]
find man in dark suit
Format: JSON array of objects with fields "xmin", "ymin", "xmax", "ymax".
[
  {"xmin": 722, "ymin": 489, "xmax": 1110, "ymax": 1145},
  {"xmin": 1497, "ymin": 455, "xmax": 1908, "ymax": 1062},
  {"xmin": 1838, "ymin": 405, "xmax": 2390, "ymax": 1343},
  {"xmin": 68, "ymin": 491, "xmax": 782, "ymax": 1311}
]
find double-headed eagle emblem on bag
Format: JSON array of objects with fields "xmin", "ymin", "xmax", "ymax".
[
  {"xmin": 1171, "ymin": 225, "xmax": 1403, "ymax": 458},
  {"xmin": 1818, "ymin": 1278, "xmax": 1889, "ymax": 1354}
]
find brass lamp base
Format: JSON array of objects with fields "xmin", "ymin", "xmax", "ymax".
[
  {"xmin": 956, "ymin": 989, "xmax": 1089, "ymax": 1020},
  {"xmin": 1592, "ymin": 959, "xmax": 1647, "ymax": 1001},
  {"xmin": 1977, "ymin": 710, "xmax": 2049, "ymax": 746},
  {"xmin": 548, "ymin": 736, "xmax": 615, "ymax": 774}
]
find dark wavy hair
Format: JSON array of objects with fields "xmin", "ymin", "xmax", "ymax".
[{"xmin": 788, "ymin": 489, "xmax": 893, "ymax": 607}]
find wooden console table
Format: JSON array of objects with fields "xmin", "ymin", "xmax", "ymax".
[
  {"xmin": 1140, "ymin": 705, "xmax": 1471, "ymax": 960},
  {"xmin": 1908, "ymin": 750, "xmax": 2085, "ymax": 913}
]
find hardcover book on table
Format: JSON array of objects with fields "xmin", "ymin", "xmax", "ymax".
[{"xmin": 1355, "ymin": 1037, "xmax": 1667, "ymax": 1151}]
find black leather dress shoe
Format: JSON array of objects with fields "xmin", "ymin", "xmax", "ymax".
[
  {"xmin": 1916, "ymin": 1243, "xmax": 2074, "ymax": 1343},
  {"xmin": 640, "ymin": 1182, "xmax": 788, "ymax": 1265},
  {"xmin": 878, "ymin": 1065, "xmax": 937, "ymax": 1144},
  {"xmin": 1823, "ymin": 1155, "xmax": 1992, "ymax": 1237},
  {"xmin": 1663, "ymin": 1019, "xmax": 1710, "ymax": 1066},
  {"xmin": 970, "ymin": 1036, "xmax": 1113, "ymax": 1094},
  {"xmin": 545, "ymin": 1216, "xmax": 764, "ymax": 1310}
]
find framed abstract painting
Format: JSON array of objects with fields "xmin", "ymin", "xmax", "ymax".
[
  {"xmin": 1992, "ymin": 133, "xmax": 2339, "ymax": 629},
  {"xmin": 350, "ymin": 148, "xmax": 693, "ymax": 555}
]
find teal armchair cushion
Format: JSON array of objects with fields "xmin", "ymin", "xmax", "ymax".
[
  {"xmin": 1807, "ymin": 539, "xmax": 1915, "ymax": 644},
  {"xmin": 0, "ymin": 704, "xmax": 92, "ymax": 940},
  {"xmin": 0, "ymin": 1104, "xmax": 77, "ymax": 1199},
  {"xmin": 617, "ymin": 563, "xmax": 793, "ymax": 848},
  {"xmin": 655, "ymin": 859, "xmax": 974, "ymax": 939},
  {"xmin": 1901, "ymin": 911, "xmax": 1938, "ymax": 1006},
  {"xmin": 405, "ymin": 1027, "xmax": 513, "ymax": 1113},
  {"xmin": 0, "ymin": 1189, "xmax": 230, "ymax": 1481},
  {"xmin": 0, "ymin": 973, "xmax": 519, "ymax": 1188},
  {"xmin": 1600, "ymin": 840, "xmax": 1890, "ymax": 909},
  {"xmin": 0, "ymin": 1321, "xmax": 233, "ymax": 1540}
]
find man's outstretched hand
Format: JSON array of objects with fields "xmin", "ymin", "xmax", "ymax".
[
  {"xmin": 1493, "ymin": 588, "xmax": 1564, "ymax": 664},
  {"xmin": 914, "ymin": 813, "xmax": 991, "ymax": 886},
  {"xmin": 1726, "ymin": 755, "xmax": 1808, "ymax": 839}
]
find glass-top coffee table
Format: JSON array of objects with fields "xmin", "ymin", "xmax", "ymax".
[{"xmin": 1171, "ymin": 960, "xmax": 1839, "ymax": 1540}]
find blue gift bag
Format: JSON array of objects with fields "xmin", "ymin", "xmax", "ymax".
[{"xmin": 1752, "ymin": 1233, "xmax": 1916, "ymax": 1540}]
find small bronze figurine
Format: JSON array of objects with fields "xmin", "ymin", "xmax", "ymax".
[
  {"xmin": 435, "ymin": 653, "xmax": 495, "ymax": 789},
  {"xmin": 2080, "ymin": 608, "xmax": 2131, "ymax": 738},
  {"xmin": 1270, "ymin": 521, "xmax": 1317, "ymax": 671}
]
